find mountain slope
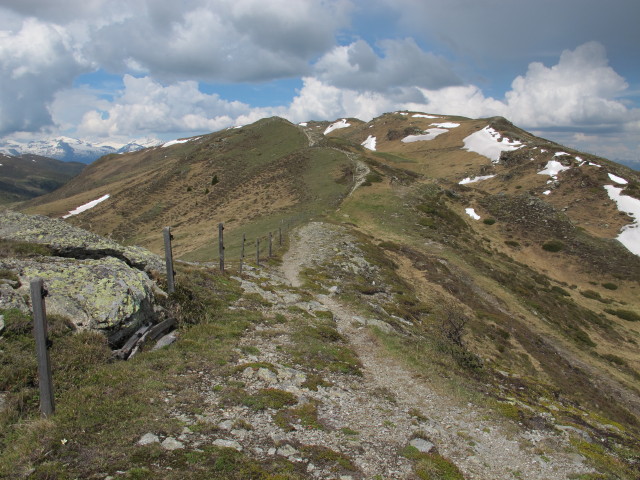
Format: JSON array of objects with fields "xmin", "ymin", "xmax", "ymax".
[
  {"xmin": 23, "ymin": 117, "xmax": 355, "ymax": 260},
  {"xmin": 3, "ymin": 111, "xmax": 640, "ymax": 477},
  {"xmin": 0, "ymin": 136, "xmax": 161, "ymax": 164},
  {"xmin": 0, "ymin": 154, "xmax": 84, "ymax": 205}
]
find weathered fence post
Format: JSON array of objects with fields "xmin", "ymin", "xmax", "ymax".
[
  {"xmin": 163, "ymin": 227, "xmax": 176, "ymax": 294},
  {"xmin": 279, "ymin": 225, "xmax": 282, "ymax": 246},
  {"xmin": 218, "ymin": 223, "xmax": 225, "ymax": 272},
  {"xmin": 239, "ymin": 233, "xmax": 246, "ymax": 273},
  {"xmin": 256, "ymin": 239, "xmax": 260, "ymax": 265},
  {"xmin": 269, "ymin": 232, "xmax": 273, "ymax": 258},
  {"xmin": 30, "ymin": 278, "xmax": 54, "ymax": 417}
]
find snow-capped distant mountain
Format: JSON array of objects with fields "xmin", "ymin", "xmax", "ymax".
[{"xmin": 0, "ymin": 136, "xmax": 162, "ymax": 163}]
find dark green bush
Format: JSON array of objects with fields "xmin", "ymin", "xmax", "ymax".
[
  {"xmin": 542, "ymin": 240, "xmax": 564, "ymax": 252},
  {"xmin": 605, "ymin": 309, "xmax": 640, "ymax": 322},
  {"xmin": 550, "ymin": 285, "xmax": 571, "ymax": 297},
  {"xmin": 483, "ymin": 218, "xmax": 496, "ymax": 225}
]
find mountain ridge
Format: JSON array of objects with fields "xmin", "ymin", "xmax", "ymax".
[
  {"xmin": 0, "ymin": 136, "xmax": 163, "ymax": 164},
  {"xmin": 2, "ymin": 111, "xmax": 640, "ymax": 477}
]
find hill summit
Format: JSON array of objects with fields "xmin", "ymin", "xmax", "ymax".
[{"xmin": 3, "ymin": 111, "xmax": 640, "ymax": 478}]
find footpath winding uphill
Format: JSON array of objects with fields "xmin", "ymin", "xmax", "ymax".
[{"xmin": 277, "ymin": 221, "xmax": 592, "ymax": 479}]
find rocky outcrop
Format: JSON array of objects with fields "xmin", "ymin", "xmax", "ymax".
[
  {"xmin": 0, "ymin": 256, "xmax": 157, "ymax": 345},
  {"xmin": 0, "ymin": 210, "xmax": 164, "ymax": 274},
  {"xmin": 0, "ymin": 210, "xmax": 166, "ymax": 345}
]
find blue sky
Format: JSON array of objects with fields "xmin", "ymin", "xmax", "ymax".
[{"xmin": 1, "ymin": 0, "xmax": 639, "ymax": 167}]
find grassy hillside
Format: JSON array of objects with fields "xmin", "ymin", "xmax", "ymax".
[
  {"xmin": 0, "ymin": 154, "xmax": 84, "ymax": 206},
  {"xmin": 5, "ymin": 112, "xmax": 639, "ymax": 477},
  {"xmin": 23, "ymin": 118, "xmax": 354, "ymax": 261}
]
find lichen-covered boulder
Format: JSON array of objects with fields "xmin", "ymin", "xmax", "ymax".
[
  {"xmin": 0, "ymin": 210, "xmax": 164, "ymax": 274},
  {"xmin": 1, "ymin": 256, "xmax": 156, "ymax": 345}
]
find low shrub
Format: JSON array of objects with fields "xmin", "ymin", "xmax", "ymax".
[
  {"xmin": 605, "ymin": 309, "xmax": 640, "ymax": 322},
  {"xmin": 542, "ymin": 240, "xmax": 565, "ymax": 252}
]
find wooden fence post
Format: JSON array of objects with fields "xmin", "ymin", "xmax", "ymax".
[
  {"xmin": 239, "ymin": 233, "xmax": 246, "ymax": 273},
  {"xmin": 163, "ymin": 227, "xmax": 176, "ymax": 294},
  {"xmin": 218, "ymin": 223, "xmax": 225, "ymax": 272},
  {"xmin": 256, "ymin": 239, "xmax": 260, "ymax": 265},
  {"xmin": 30, "ymin": 278, "xmax": 54, "ymax": 417},
  {"xmin": 269, "ymin": 232, "xmax": 273, "ymax": 258}
]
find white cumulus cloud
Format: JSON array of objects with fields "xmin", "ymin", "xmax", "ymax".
[
  {"xmin": 76, "ymin": 75, "xmax": 252, "ymax": 138},
  {"xmin": 0, "ymin": 17, "xmax": 89, "ymax": 135}
]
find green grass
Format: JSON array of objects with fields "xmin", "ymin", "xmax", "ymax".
[
  {"xmin": 0, "ymin": 265, "xmax": 275, "ymax": 479},
  {"xmin": 287, "ymin": 320, "xmax": 363, "ymax": 376},
  {"xmin": 401, "ymin": 445, "xmax": 465, "ymax": 480},
  {"xmin": 273, "ymin": 401, "xmax": 324, "ymax": 431}
]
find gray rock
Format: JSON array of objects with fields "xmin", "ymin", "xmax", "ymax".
[
  {"xmin": 257, "ymin": 367, "xmax": 278, "ymax": 383},
  {"xmin": 218, "ymin": 420, "xmax": 234, "ymax": 431},
  {"xmin": 137, "ymin": 433, "xmax": 160, "ymax": 445},
  {"xmin": 0, "ymin": 283, "xmax": 28, "ymax": 313},
  {"xmin": 161, "ymin": 437, "xmax": 184, "ymax": 450},
  {"xmin": 0, "ymin": 211, "xmax": 164, "ymax": 274},
  {"xmin": 410, "ymin": 438, "xmax": 435, "ymax": 453},
  {"xmin": 0, "ymin": 314, "xmax": 4, "ymax": 335},
  {"xmin": 557, "ymin": 425, "xmax": 592, "ymax": 442},
  {"xmin": 213, "ymin": 439, "xmax": 242, "ymax": 451},
  {"xmin": 152, "ymin": 333, "xmax": 177, "ymax": 350},
  {"xmin": 276, "ymin": 444, "xmax": 299, "ymax": 458},
  {"xmin": 1, "ymin": 256, "xmax": 156, "ymax": 345}
]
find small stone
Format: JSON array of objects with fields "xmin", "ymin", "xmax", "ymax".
[
  {"xmin": 161, "ymin": 437, "xmax": 184, "ymax": 450},
  {"xmin": 276, "ymin": 444, "xmax": 299, "ymax": 458},
  {"xmin": 242, "ymin": 367, "xmax": 255, "ymax": 378},
  {"xmin": 137, "ymin": 433, "xmax": 160, "ymax": 446},
  {"xmin": 152, "ymin": 333, "xmax": 177, "ymax": 350},
  {"xmin": 410, "ymin": 438, "xmax": 435, "ymax": 453},
  {"xmin": 268, "ymin": 448, "xmax": 277, "ymax": 455},
  {"xmin": 213, "ymin": 439, "xmax": 243, "ymax": 451},
  {"xmin": 0, "ymin": 314, "xmax": 5, "ymax": 334},
  {"xmin": 257, "ymin": 368, "xmax": 278, "ymax": 383},
  {"xmin": 218, "ymin": 420, "xmax": 234, "ymax": 431}
]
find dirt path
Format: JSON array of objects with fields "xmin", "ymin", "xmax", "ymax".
[{"xmin": 280, "ymin": 221, "xmax": 592, "ymax": 480}]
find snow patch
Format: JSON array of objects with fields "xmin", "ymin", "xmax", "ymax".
[
  {"xmin": 543, "ymin": 190, "xmax": 552, "ymax": 195},
  {"xmin": 462, "ymin": 127, "xmax": 523, "ymax": 163},
  {"xmin": 465, "ymin": 208, "xmax": 481, "ymax": 220},
  {"xmin": 604, "ymin": 185, "xmax": 640, "ymax": 256},
  {"xmin": 324, "ymin": 119, "xmax": 351, "ymax": 135},
  {"xmin": 62, "ymin": 194, "xmax": 110, "ymax": 219},
  {"xmin": 412, "ymin": 114, "xmax": 438, "ymax": 118},
  {"xmin": 554, "ymin": 151, "xmax": 570, "ymax": 157},
  {"xmin": 299, "ymin": 122, "xmax": 308, "ymax": 126},
  {"xmin": 402, "ymin": 128, "xmax": 448, "ymax": 143},
  {"xmin": 608, "ymin": 173, "xmax": 628, "ymax": 185},
  {"xmin": 589, "ymin": 162, "xmax": 601, "ymax": 168},
  {"xmin": 431, "ymin": 122, "xmax": 460, "ymax": 129},
  {"xmin": 459, "ymin": 175, "xmax": 496, "ymax": 185},
  {"xmin": 361, "ymin": 135, "xmax": 376, "ymax": 151},
  {"xmin": 538, "ymin": 160, "xmax": 570, "ymax": 178},
  {"xmin": 162, "ymin": 138, "xmax": 190, "ymax": 148}
]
